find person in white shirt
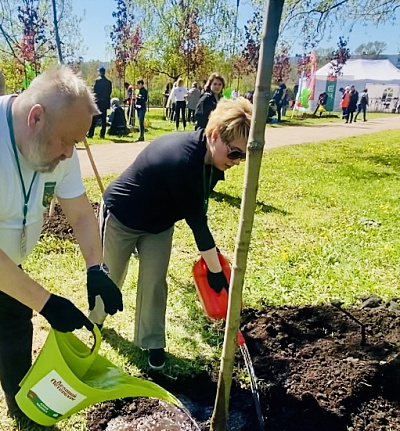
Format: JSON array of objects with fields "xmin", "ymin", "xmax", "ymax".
[
  {"xmin": 0, "ymin": 66, "xmax": 122, "ymax": 418},
  {"xmin": 169, "ymin": 78, "xmax": 187, "ymax": 131}
]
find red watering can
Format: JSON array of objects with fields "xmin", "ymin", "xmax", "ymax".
[{"xmin": 192, "ymin": 253, "xmax": 245, "ymax": 345}]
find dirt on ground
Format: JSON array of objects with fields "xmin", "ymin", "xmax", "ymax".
[
  {"xmin": 42, "ymin": 206, "xmax": 400, "ymax": 431},
  {"xmin": 84, "ymin": 304, "xmax": 400, "ymax": 431}
]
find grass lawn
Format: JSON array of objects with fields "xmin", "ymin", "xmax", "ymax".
[{"xmin": 3, "ymin": 128, "xmax": 400, "ymax": 430}]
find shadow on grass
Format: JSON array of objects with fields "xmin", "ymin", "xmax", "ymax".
[
  {"xmin": 360, "ymin": 154, "xmax": 400, "ymax": 169},
  {"xmin": 13, "ymin": 415, "xmax": 60, "ymax": 431},
  {"xmin": 101, "ymin": 326, "xmax": 210, "ymax": 384},
  {"xmin": 211, "ymin": 191, "xmax": 288, "ymax": 215}
]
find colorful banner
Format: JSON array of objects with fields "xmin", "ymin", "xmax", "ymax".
[
  {"xmin": 324, "ymin": 76, "xmax": 337, "ymax": 111},
  {"xmin": 307, "ymin": 51, "xmax": 317, "ymax": 101}
]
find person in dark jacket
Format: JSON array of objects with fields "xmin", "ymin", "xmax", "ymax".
[
  {"xmin": 89, "ymin": 97, "xmax": 252, "ymax": 370},
  {"xmin": 354, "ymin": 89, "xmax": 369, "ymax": 122},
  {"xmin": 194, "ymin": 72, "xmax": 225, "ymax": 130},
  {"xmin": 313, "ymin": 92, "xmax": 328, "ymax": 116},
  {"xmin": 108, "ymin": 98, "xmax": 129, "ymax": 136},
  {"xmin": 135, "ymin": 79, "xmax": 148, "ymax": 142},
  {"xmin": 87, "ymin": 66, "xmax": 112, "ymax": 139},
  {"xmin": 347, "ymin": 85, "xmax": 359, "ymax": 123}
]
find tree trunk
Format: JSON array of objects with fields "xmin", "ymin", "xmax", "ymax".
[
  {"xmin": 51, "ymin": 0, "xmax": 64, "ymax": 63},
  {"xmin": 210, "ymin": 1, "xmax": 285, "ymax": 430}
]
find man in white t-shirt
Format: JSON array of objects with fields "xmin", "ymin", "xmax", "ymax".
[{"xmin": 0, "ymin": 67, "xmax": 123, "ymax": 418}]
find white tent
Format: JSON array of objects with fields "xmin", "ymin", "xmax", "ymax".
[{"xmin": 311, "ymin": 59, "xmax": 400, "ymax": 112}]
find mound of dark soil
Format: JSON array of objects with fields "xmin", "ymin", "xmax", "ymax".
[
  {"xmin": 87, "ymin": 303, "xmax": 400, "ymax": 430},
  {"xmin": 41, "ymin": 203, "xmax": 99, "ymax": 241}
]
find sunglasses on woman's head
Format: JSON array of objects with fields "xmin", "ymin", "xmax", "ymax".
[{"xmin": 226, "ymin": 143, "xmax": 246, "ymax": 160}]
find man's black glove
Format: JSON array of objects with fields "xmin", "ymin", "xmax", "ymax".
[
  {"xmin": 207, "ymin": 269, "xmax": 229, "ymax": 293},
  {"xmin": 40, "ymin": 294, "xmax": 94, "ymax": 332},
  {"xmin": 87, "ymin": 264, "xmax": 123, "ymax": 315}
]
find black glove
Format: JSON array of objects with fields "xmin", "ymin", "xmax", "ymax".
[
  {"xmin": 40, "ymin": 294, "xmax": 94, "ymax": 332},
  {"xmin": 87, "ymin": 265, "xmax": 123, "ymax": 315},
  {"xmin": 207, "ymin": 269, "xmax": 229, "ymax": 293}
]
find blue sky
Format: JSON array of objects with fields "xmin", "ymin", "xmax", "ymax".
[{"xmin": 71, "ymin": 0, "xmax": 399, "ymax": 61}]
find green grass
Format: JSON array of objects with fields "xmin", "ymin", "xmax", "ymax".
[
  {"xmin": 3, "ymin": 129, "xmax": 400, "ymax": 429},
  {"xmin": 275, "ymin": 111, "xmax": 394, "ymax": 127}
]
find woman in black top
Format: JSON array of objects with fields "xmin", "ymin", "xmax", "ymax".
[
  {"xmin": 194, "ymin": 72, "xmax": 225, "ymax": 130},
  {"xmin": 89, "ymin": 97, "xmax": 252, "ymax": 370}
]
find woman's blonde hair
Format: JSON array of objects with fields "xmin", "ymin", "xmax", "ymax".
[
  {"xmin": 205, "ymin": 97, "xmax": 252, "ymax": 143},
  {"xmin": 176, "ymin": 77, "xmax": 184, "ymax": 86}
]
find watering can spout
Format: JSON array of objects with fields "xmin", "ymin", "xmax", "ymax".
[{"xmin": 16, "ymin": 326, "xmax": 180, "ymax": 426}]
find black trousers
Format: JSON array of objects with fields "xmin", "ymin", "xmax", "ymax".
[
  {"xmin": 0, "ymin": 291, "xmax": 33, "ymax": 413},
  {"xmin": 88, "ymin": 109, "xmax": 107, "ymax": 138},
  {"xmin": 175, "ymin": 101, "xmax": 186, "ymax": 129}
]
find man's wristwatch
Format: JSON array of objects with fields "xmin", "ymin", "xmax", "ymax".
[{"xmin": 87, "ymin": 263, "xmax": 110, "ymax": 276}]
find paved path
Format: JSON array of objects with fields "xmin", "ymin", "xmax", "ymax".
[{"xmin": 78, "ymin": 116, "xmax": 400, "ymax": 178}]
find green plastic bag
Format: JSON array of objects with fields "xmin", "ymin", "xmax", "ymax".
[{"xmin": 16, "ymin": 326, "xmax": 180, "ymax": 426}]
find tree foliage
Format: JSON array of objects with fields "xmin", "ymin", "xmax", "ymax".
[
  {"xmin": 0, "ymin": 0, "xmax": 83, "ymax": 88},
  {"xmin": 328, "ymin": 36, "xmax": 351, "ymax": 77},
  {"xmin": 121, "ymin": 0, "xmax": 235, "ymax": 80},
  {"xmin": 241, "ymin": 9, "xmax": 262, "ymax": 74},
  {"xmin": 281, "ymin": 0, "xmax": 400, "ymax": 46},
  {"xmin": 354, "ymin": 41, "xmax": 387, "ymax": 56},
  {"xmin": 273, "ymin": 43, "xmax": 291, "ymax": 82},
  {"xmin": 110, "ymin": 0, "xmax": 143, "ymax": 79}
]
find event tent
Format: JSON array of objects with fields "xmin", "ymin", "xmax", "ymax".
[{"xmin": 310, "ymin": 59, "xmax": 400, "ymax": 112}]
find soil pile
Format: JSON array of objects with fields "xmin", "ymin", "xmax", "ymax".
[{"xmin": 86, "ymin": 304, "xmax": 400, "ymax": 431}]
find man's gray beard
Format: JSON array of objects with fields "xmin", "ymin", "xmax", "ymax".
[{"xmin": 24, "ymin": 132, "xmax": 59, "ymax": 173}]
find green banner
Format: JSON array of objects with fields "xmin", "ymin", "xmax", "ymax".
[{"xmin": 324, "ymin": 76, "xmax": 337, "ymax": 111}]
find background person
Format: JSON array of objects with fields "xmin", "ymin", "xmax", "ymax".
[
  {"xmin": 87, "ymin": 66, "xmax": 112, "ymax": 139},
  {"xmin": 194, "ymin": 72, "xmax": 225, "ymax": 130},
  {"xmin": 135, "ymin": 79, "xmax": 148, "ymax": 142},
  {"xmin": 347, "ymin": 85, "xmax": 359, "ymax": 124},
  {"xmin": 169, "ymin": 78, "xmax": 187, "ymax": 131},
  {"xmin": 108, "ymin": 98, "xmax": 130, "ymax": 136},
  {"xmin": 186, "ymin": 82, "xmax": 201, "ymax": 123},
  {"xmin": 89, "ymin": 97, "xmax": 252, "ymax": 370},
  {"xmin": 313, "ymin": 92, "xmax": 328, "ymax": 116},
  {"xmin": 354, "ymin": 89, "xmax": 369, "ymax": 122},
  {"xmin": 272, "ymin": 78, "xmax": 287, "ymax": 122},
  {"xmin": 0, "ymin": 66, "xmax": 122, "ymax": 418}
]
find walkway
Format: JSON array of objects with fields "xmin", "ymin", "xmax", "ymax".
[{"xmin": 78, "ymin": 116, "xmax": 400, "ymax": 178}]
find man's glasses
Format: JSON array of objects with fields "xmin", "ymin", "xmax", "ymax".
[{"xmin": 226, "ymin": 143, "xmax": 246, "ymax": 160}]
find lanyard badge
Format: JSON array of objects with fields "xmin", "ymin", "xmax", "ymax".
[{"xmin": 6, "ymin": 98, "xmax": 38, "ymax": 257}]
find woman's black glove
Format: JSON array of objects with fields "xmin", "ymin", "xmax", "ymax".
[
  {"xmin": 40, "ymin": 294, "xmax": 94, "ymax": 332},
  {"xmin": 207, "ymin": 270, "xmax": 229, "ymax": 293},
  {"xmin": 87, "ymin": 264, "xmax": 123, "ymax": 314}
]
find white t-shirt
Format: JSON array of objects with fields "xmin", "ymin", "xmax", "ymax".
[
  {"xmin": 0, "ymin": 95, "xmax": 85, "ymax": 264},
  {"xmin": 171, "ymin": 86, "xmax": 187, "ymax": 102}
]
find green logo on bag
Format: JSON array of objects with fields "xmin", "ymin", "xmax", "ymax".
[
  {"xmin": 42, "ymin": 182, "xmax": 56, "ymax": 207},
  {"xmin": 28, "ymin": 390, "xmax": 62, "ymax": 418}
]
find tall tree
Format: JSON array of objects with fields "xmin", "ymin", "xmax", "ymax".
[
  {"xmin": 328, "ymin": 36, "xmax": 351, "ymax": 77},
  {"xmin": 273, "ymin": 43, "xmax": 291, "ymax": 82},
  {"xmin": 110, "ymin": 0, "xmax": 143, "ymax": 81},
  {"xmin": 281, "ymin": 0, "xmax": 400, "ymax": 45},
  {"xmin": 210, "ymin": 0, "xmax": 286, "ymax": 428},
  {"xmin": 124, "ymin": 0, "xmax": 235, "ymax": 79},
  {"xmin": 355, "ymin": 41, "xmax": 387, "ymax": 56}
]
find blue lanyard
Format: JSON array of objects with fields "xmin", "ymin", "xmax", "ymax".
[
  {"xmin": 6, "ymin": 99, "xmax": 38, "ymax": 251},
  {"xmin": 203, "ymin": 164, "xmax": 213, "ymax": 213}
]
